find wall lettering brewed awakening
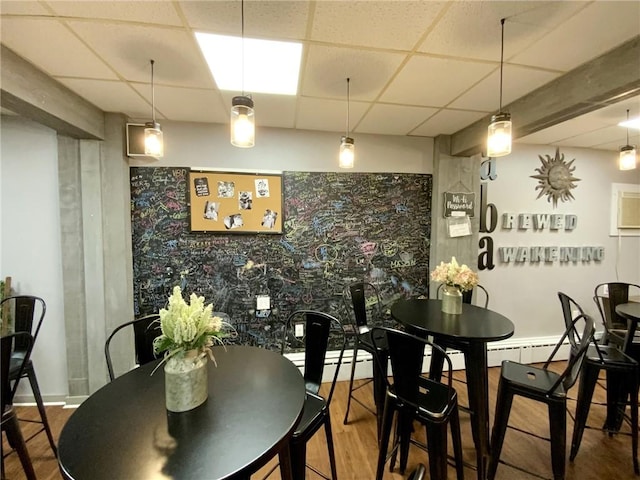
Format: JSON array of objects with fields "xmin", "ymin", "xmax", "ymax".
[{"xmin": 478, "ymin": 158, "xmax": 603, "ymax": 269}]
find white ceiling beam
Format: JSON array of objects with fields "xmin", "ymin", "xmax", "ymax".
[
  {"xmin": 1, "ymin": 45, "xmax": 104, "ymax": 140},
  {"xmin": 450, "ymin": 35, "xmax": 640, "ymax": 157}
]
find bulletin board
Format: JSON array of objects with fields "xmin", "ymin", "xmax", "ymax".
[{"xmin": 188, "ymin": 171, "xmax": 283, "ymax": 233}]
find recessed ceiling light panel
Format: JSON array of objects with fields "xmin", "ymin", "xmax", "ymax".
[
  {"xmin": 618, "ymin": 117, "xmax": 640, "ymax": 131},
  {"xmin": 195, "ymin": 32, "xmax": 302, "ymax": 95}
]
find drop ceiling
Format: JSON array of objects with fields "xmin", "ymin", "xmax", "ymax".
[{"xmin": 1, "ymin": 0, "xmax": 639, "ymax": 152}]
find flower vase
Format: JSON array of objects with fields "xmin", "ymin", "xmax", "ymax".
[
  {"xmin": 164, "ymin": 349, "xmax": 208, "ymax": 412},
  {"xmin": 442, "ymin": 285, "xmax": 463, "ymax": 315}
]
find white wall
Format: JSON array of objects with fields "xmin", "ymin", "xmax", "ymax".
[
  {"xmin": 479, "ymin": 143, "xmax": 640, "ymax": 339},
  {"xmin": 0, "ymin": 115, "xmax": 68, "ymax": 400}
]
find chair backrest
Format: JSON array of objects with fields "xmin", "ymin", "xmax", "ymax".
[
  {"xmin": 0, "ymin": 295, "xmax": 45, "ymax": 354},
  {"xmin": 370, "ymin": 327, "xmax": 454, "ymax": 413},
  {"xmin": 558, "ymin": 291, "xmax": 586, "ymax": 351},
  {"xmin": 1, "ymin": 332, "xmax": 34, "ymax": 411},
  {"xmin": 281, "ymin": 310, "xmax": 346, "ymax": 405},
  {"xmin": 594, "ymin": 282, "xmax": 640, "ymax": 331},
  {"xmin": 543, "ymin": 312, "xmax": 595, "ymax": 394},
  {"xmin": 343, "ymin": 282, "xmax": 382, "ymax": 332},
  {"xmin": 104, "ymin": 314, "xmax": 161, "ymax": 381},
  {"xmin": 436, "ymin": 283, "xmax": 489, "ymax": 308}
]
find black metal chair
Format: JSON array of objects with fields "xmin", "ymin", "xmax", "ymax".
[
  {"xmin": 487, "ymin": 312, "xmax": 596, "ymax": 480},
  {"xmin": 371, "ymin": 327, "xmax": 464, "ymax": 480},
  {"xmin": 342, "ymin": 282, "xmax": 388, "ymax": 428},
  {"xmin": 436, "ymin": 283, "xmax": 489, "ymax": 308},
  {"xmin": 0, "ymin": 295, "xmax": 56, "ymax": 456},
  {"xmin": 1, "ymin": 332, "xmax": 36, "ymax": 480},
  {"xmin": 559, "ymin": 292, "xmax": 639, "ymax": 475},
  {"xmin": 264, "ymin": 310, "xmax": 346, "ymax": 480},
  {"xmin": 104, "ymin": 314, "xmax": 162, "ymax": 381},
  {"xmin": 407, "ymin": 463, "xmax": 426, "ymax": 480},
  {"xmin": 593, "ymin": 282, "xmax": 640, "ymax": 350}
]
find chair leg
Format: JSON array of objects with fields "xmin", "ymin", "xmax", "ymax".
[
  {"xmin": 25, "ymin": 367, "xmax": 57, "ymax": 454},
  {"xmin": 548, "ymin": 400, "xmax": 567, "ymax": 480},
  {"xmin": 425, "ymin": 421, "xmax": 448, "ymax": 480},
  {"xmin": 398, "ymin": 410, "xmax": 414, "ymax": 474},
  {"xmin": 450, "ymin": 403, "xmax": 465, "ymax": 480},
  {"xmin": 629, "ymin": 371, "xmax": 639, "ymax": 475},
  {"xmin": 3, "ymin": 409, "xmax": 37, "ymax": 480},
  {"xmin": 570, "ymin": 363, "xmax": 599, "ymax": 461},
  {"xmin": 376, "ymin": 396, "xmax": 395, "ymax": 480},
  {"xmin": 289, "ymin": 438, "xmax": 307, "ymax": 480},
  {"xmin": 343, "ymin": 343, "xmax": 359, "ymax": 425},
  {"xmin": 324, "ymin": 412, "xmax": 338, "ymax": 480},
  {"xmin": 487, "ymin": 378, "xmax": 514, "ymax": 480}
]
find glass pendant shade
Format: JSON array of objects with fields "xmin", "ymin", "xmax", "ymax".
[
  {"xmin": 619, "ymin": 145, "xmax": 637, "ymax": 170},
  {"xmin": 339, "ymin": 136, "xmax": 355, "ymax": 169},
  {"xmin": 487, "ymin": 112, "xmax": 512, "ymax": 157},
  {"xmin": 230, "ymin": 96, "xmax": 255, "ymax": 148},
  {"xmin": 144, "ymin": 123, "xmax": 163, "ymax": 157}
]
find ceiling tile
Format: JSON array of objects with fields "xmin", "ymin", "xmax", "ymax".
[
  {"xmin": 0, "ymin": 1, "xmax": 50, "ymax": 15},
  {"xmin": 1, "ymin": 17, "xmax": 118, "ymax": 79},
  {"xmin": 296, "ymin": 97, "xmax": 369, "ymax": 133},
  {"xmin": 134, "ymin": 85, "xmax": 228, "ymax": 124},
  {"xmin": 65, "ymin": 21, "xmax": 215, "ymax": 88},
  {"xmin": 418, "ymin": 1, "xmax": 584, "ymax": 61},
  {"xmin": 511, "ymin": 1, "xmax": 640, "ymax": 71},
  {"xmin": 450, "ymin": 64, "xmax": 560, "ymax": 112},
  {"xmin": 356, "ymin": 104, "xmax": 438, "ymax": 135},
  {"xmin": 180, "ymin": 0, "xmax": 310, "ymax": 40},
  {"xmin": 57, "ymin": 78, "xmax": 151, "ymax": 118},
  {"xmin": 47, "ymin": 1, "xmax": 183, "ymax": 26},
  {"xmin": 312, "ymin": 1, "xmax": 446, "ymax": 50},
  {"xmin": 410, "ymin": 109, "xmax": 486, "ymax": 137},
  {"xmin": 381, "ymin": 55, "xmax": 495, "ymax": 107},
  {"xmin": 302, "ymin": 45, "xmax": 404, "ymax": 101}
]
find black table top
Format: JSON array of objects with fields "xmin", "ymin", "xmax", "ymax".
[
  {"xmin": 391, "ymin": 298, "xmax": 514, "ymax": 342},
  {"xmin": 58, "ymin": 345, "xmax": 305, "ymax": 480},
  {"xmin": 617, "ymin": 302, "xmax": 640, "ymax": 322}
]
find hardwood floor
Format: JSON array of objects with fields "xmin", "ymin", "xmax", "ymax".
[{"xmin": 2, "ymin": 364, "xmax": 637, "ymax": 479}]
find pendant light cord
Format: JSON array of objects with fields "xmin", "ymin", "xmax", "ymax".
[
  {"xmin": 626, "ymin": 109, "xmax": 630, "ymax": 145},
  {"xmin": 499, "ymin": 18, "xmax": 505, "ymax": 112},
  {"xmin": 150, "ymin": 59, "xmax": 156, "ymax": 123},
  {"xmin": 346, "ymin": 77, "xmax": 350, "ymax": 137},
  {"xmin": 241, "ymin": 0, "xmax": 245, "ymax": 96}
]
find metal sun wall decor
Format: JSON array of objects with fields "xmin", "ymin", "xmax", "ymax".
[{"xmin": 530, "ymin": 147, "xmax": 581, "ymax": 208}]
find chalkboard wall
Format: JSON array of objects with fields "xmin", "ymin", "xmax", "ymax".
[{"xmin": 131, "ymin": 168, "xmax": 432, "ymax": 349}]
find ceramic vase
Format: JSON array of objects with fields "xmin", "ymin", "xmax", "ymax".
[
  {"xmin": 164, "ymin": 349, "xmax": 208, "ymax": 412},
  {"xmin": 441, "ymin": 285, "xmax": 463, "ymax": 314}
]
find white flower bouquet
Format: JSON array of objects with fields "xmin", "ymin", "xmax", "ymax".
[{"xmin": 430, "ymin": 256, "xmax": 479, "ymax": 292}]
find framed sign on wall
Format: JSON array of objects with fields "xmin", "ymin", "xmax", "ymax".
[{"xmin": 188, "ymin": 170, "xmax": 283, "ymax": 234}]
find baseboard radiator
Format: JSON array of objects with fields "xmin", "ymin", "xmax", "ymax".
[{"xmin": 285, "ymin": 335, "xmax": 571, "ymax": 384}]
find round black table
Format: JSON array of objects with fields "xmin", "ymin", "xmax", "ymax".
[
  {"xmin": 391, "ymin": 298, "xmax": 514, "ymax": 480},
  {"xmin": 58, "ymin": 345, "xmax": 305, "ymax": 480},
  {"xmin": 617, "ymin": 302, "xmax": 640, "ymax": 358}
]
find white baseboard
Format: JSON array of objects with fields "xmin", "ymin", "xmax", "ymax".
[{"xmin": 286, "ymin": 335, "xmax": 571, "ymax": 384}]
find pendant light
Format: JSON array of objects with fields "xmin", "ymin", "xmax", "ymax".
[
  {"xmin": 230, "ymin": 0, "xmax": 255, "ymax": 148},
  {"xmin": 339, "ymin": 77, "xmax": 355, "ymax": 169},
  {"xmin": 619, "ymin": 109, "xmax": 637, "ymax": 170},
  {"xmin": 144, "ymin": 59, "xmax": 164, "ymax": 158},
  {"xmin": 487, "ymin": 18, "xmax": 512, "ymax": 158}
]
